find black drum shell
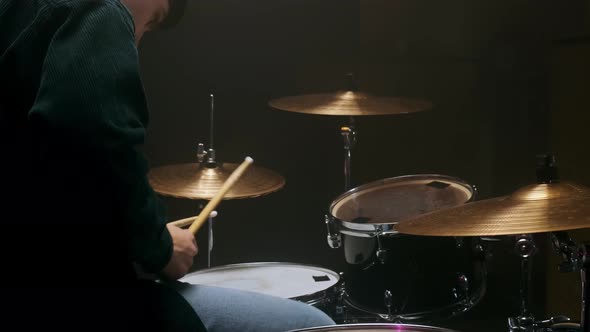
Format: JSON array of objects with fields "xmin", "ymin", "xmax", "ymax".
[{"xmin": 342, "ymin": 232, "xmax": 485, "ymax": 318}]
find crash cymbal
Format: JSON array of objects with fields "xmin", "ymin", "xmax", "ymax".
[
  {"xmin": 395, "ymin": 181, "xmax": 590, "ymax": 237},
  {"xmin": 148, "ymin": 162, "xmax": 285, "ymax": 200},
  {"xmin": 269, "ymin": 91, "xmax": 432, "ymax": 116}
]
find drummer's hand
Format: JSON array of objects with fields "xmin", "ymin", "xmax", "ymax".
[{"xmin": 161, "ymin": 224, "xmax": 198, "ymax": 280}]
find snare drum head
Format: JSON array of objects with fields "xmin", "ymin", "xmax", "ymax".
[
  {"xmin": 179, "ymin": 262, "xmax": 339, "ymax": 299},
  {"xmin": 330, "ymin": 175, "xmax": 474, "ymax": 226},
  {"xmin": 287, "ymin": 324, "xmax": 459, "ymax": 332}
]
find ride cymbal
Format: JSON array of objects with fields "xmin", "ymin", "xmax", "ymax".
[
  {"xmin": 269, "ymin": 91, "xmax": 432, "ymax": 116},
  {"xmin": 395, "ymin": 181, "xmax": 590, "ymax": 237},
  {"xmin": 148, "ymin": 162, "xmax": 285, "ymax": 200}
]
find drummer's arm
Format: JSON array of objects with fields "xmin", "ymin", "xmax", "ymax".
[{"xmin": 27, "ymin": 1, "xmax": 174, "ymax": 273}]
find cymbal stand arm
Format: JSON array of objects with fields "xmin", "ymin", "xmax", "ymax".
[{"xmin": 341, "ymin": 117, "xmax": 356, "ymax": 191}]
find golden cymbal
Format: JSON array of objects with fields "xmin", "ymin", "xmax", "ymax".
[
  {"xmin": 395, "ymin": 181, "xmax": 590, "ymax": 237},
  {"xmin": 269, "ymin": 91, "xmax": 432, "ymax": 116},
  {"xmin": 148, "ymin": 163, "xmax": 286, "ymax": 200}
]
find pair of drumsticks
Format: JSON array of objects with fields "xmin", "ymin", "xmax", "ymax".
[{"xmin": 168, "ymin": 157, "xmax": 254, "ymax": 234}]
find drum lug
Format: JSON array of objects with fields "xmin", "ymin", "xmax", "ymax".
[
  {"xmin": 375, "ymin": 233, "xmax": 388, "ymax": 264},
  {"xmin": 474, "ymin": 242, "xmax": 487, "ymax": 261},
  {"xmin": 325, "ymin": 214, "xmax": 342, "ymax": 249},
  {"xmin": 384, "ymin": 290, "xmax": 393, "ymax": 316},
  {"xmin": 452, "ymin": 273, "xmax": 470, "ymax": 300},
  {"xmin": 376, "ymin": 249, "xmax": 388, "ymax": 264},
  {"xmin": 382, "ymin": 289, "xmax": 403, "ymax": 322},
  {"xmin": 335, "ymin": 282, "xmax": 346, "ymax": 315},
  {"xmin": 455, "ymin": 237, "xmax": 464, "ymax": 249},
  {"xmin": 333, "ymin": 279, "xmax": 354, "ymax": 324}
]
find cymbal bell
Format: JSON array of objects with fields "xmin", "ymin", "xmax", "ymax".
[
  {"xmin": 148, "ymin": 162, "xmax": 286, "ymax": 200},
  {"xmin": 395, "ymin": 181, "xmax": 590, "ymax": 237},
  {"xmin": 269, "ymin": 91, "xmax": 432, "ymax": 116}
]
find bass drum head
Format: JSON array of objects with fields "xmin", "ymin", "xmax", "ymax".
[
  {"xmin": 287, "ymin": 324, "xmax": 460, "ymax": 332},
  {"xmin": 331, "ymin": 174, "xmax": 474, "ymax": 228},
  {"xmin": 179, "ymin": 262, "xmax": 339, "ymax": 300}
]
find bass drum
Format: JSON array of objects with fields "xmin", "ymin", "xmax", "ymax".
[
  {"xmin": 326, "ymin": 174, "xmax": 486, "ymax": 322},
  {"xmin": 545, "ymin": 323, "xmax": 581, "ymax": 331},
  {"xmin": 287, "ymin": 323, "xmax": 460, "ymax": 332}
]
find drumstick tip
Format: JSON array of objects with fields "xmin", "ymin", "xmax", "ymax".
[{"xmin": 245, "ymin": 156, "xmax": 254, "ymax": 163}]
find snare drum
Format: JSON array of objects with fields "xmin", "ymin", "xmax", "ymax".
[
  {"xmin": 325, "ymin": 174, "xmax": 486, "ymax": 321},
  {"xmin": 287, "ymin": 323, "xmax": 460, "ymax": 332},
  {"xmin": 179, "ymin": 262, "xmax": 340, "ymax": 309}
]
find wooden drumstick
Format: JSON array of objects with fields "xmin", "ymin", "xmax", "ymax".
[
  {"xmin": 187, "ymin": 157, "xmax": 254, "ymax": 234},
  {"xmin": 168, "ymin": 211, "xmax": 218, "ymax": 228}
]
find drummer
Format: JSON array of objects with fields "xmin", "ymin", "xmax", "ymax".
[{"xmin": 0, "ymin": 0, "xmax": 334, "ymax": 331}]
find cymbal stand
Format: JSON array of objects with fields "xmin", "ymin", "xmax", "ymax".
[
  {"xmin": 341, "ymin": 116, "xmax": 356, "ymax": 191},
  {"xmin": 198, "ymin": 93, "xmax": 218, "ymax": 168},
  {"xmin": 196, "ymin": 201, "xmax": 217, "ymax": 268},
  {"xmin": 508, "ymin": 231, "xmax": 589, "ymax": 332},
  {"xmin": 195, "ymin": 93, "xmax": 219, "ymax": 268},
  {"xmin": 508, "ymin": 234, "xmax": 538, "ymax": 332},
  {"xmin": 550, "ymin": 231, "xmax": 590, "ymax": 332},
  {"xmin": 341, "ymin": 72, "xmax": 359, "ymax": 191}
]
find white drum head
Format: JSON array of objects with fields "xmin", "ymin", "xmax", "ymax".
[{"xmin": 180, "ymin": 262, "xmax": 340, "ymax": 299}]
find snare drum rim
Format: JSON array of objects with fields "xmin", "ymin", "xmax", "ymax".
[
  {"xmin": 328, "ymin": 174, "xmax": 476, "ymax": 236},
  {"xmin": 180, "ymin": 262, "xmax": 340, "ymax": 301},
  {"xmin": 286, "ymin": 323, "xmax": 460, "ymax": 332}
]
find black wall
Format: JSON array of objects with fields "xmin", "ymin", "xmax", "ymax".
[{"xmin": 138, "ymin": 1, "xmax": 590, "ymax": 330}]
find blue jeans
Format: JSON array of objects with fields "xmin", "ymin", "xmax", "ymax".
[{"xmin": 172, "ymin": 282, "xmax": 336, "ymax": 332}]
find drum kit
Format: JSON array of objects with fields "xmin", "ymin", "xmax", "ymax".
[{"xmin": 148, "ymin": 89, "xmax": 590, "ymax": 332}]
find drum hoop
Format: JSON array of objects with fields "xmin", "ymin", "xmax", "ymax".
[
  {"xmin": 180, "ymin": 262, "xmax": 341, "ymax": 301},
  {"xmin": 328, "ymin": 174, "xmax": 476, "ymax": 236},
  {"xmin": 286, "ymin": 323, "xmax": 460, "ymax": 332}
]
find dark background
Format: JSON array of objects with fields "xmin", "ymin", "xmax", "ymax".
[{"xmin": 138, "ymin": 1, "xmax": 590, "ymax": 331}]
